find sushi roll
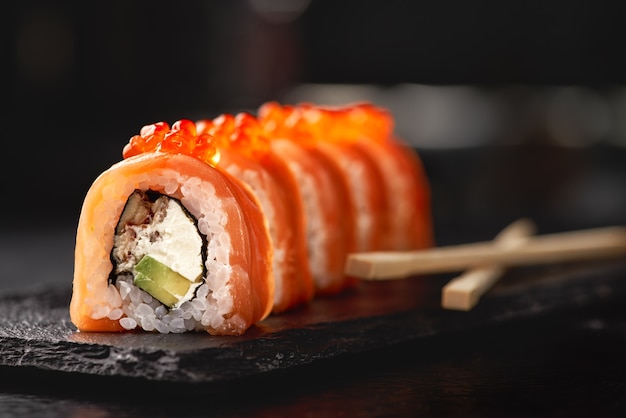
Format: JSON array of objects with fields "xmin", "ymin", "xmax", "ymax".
[
  {"xmin": 257, "ymin": 102, "xmax": 358, "ymax": 295},
  {"xmin": 196, "ymin": 113, "xmax": 315, "ymax": 313},
  {"xmin": 69, "ymin": 100, "xmax": 433, "ymax": 336},
  {"xmin": 262, "ymin": 101, "xmax": 432, "ymax": 253},
  {"xmin": 282, "ymin": 102, "xmax": 389, "ymax": 252},
  {"xmin": 342, "ymin": 103, "xmax": 433, "ymax": 250},
  {"xmin": 70, "ymin": 128, "xmax": 274, "ymax": 335}
]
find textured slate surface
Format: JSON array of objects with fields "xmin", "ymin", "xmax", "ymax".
[{"xmin": 1, "ymin": 259, "xmax": 625, "ymax": 384}]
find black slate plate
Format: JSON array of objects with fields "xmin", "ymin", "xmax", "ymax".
[{"xmin": 1, "ymin": 259, "xmax": 625, "ymax": 384}]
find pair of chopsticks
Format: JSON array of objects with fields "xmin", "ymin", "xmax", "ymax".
[{"xmin": 345, "ymin": 219, "xmax": 626, "ymax": 311}]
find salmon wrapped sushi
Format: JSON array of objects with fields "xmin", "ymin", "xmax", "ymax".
[
  {"xmin": 195, "ymin": 114, "xmax": 315, "ymax": 313},
  {"xmin": 342, "ymin": 102, "xmax": 433, "ymax": 250},
  {"xmin": 274, "ymin": 102, "xmax": 390, "ymax": 252},
  {"xmin": 70, "ymin": 140, "xmax": 274, "ymax": 335},
  {"xmin": 70, "ymin": 100, "xmax": 432, "ymax": 336},
  {"xmin": 263, "ymin": 101, "xmax": 432, "ymax": 253},
  {"xmin": 258, "ymin": 103, "xmax": 357, "ymax": 295}
]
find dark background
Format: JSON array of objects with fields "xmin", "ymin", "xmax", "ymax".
[
  {"xmin": 4, "ymin": 0, "xmax": 626, "ymax": 228},
  {"xmin": 3, "ymin": 3, "xmax": 626, "ymax": 416}
]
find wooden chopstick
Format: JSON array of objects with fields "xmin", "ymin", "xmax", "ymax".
[
  {"xmin": 345, "ymin": 224, "xmax": 626, "ymax": 280},
  {"xmin": 441, "ymin": 218, "xmax": 536, "ymax": 311}
]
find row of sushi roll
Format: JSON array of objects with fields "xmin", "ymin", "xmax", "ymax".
[{"xmin": 69, "ymin": 101, "xmax": 433, "ymax": 335}]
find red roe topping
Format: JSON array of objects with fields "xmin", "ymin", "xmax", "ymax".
[
  {"xmin": 257, "ymin": 101, "xmax": 302, "ymax": 139},
  {"xmin": 122, "ymin": 121, "xmax": 170, "ymax": 158},
  {"xmin": 344, "ymin": 102, "xmax": 394, "ymax": 142},
  {"xmin": 121, "ymin": 102, "xmax": 394, "ymax": 162},
  {"xmin": 122, "ymin": 119, "xmax": 219, "ymax": 164},
  {"xmin": 257, "ymin": 101, "xmax": 394, "ymax": 145},
  {"xmin": 258, "ymin": 101, "xmax": 333, "ymax": 146},
  {"xmin": 197, "ymin": 112, "xmax": 271, "ymax": 159}
]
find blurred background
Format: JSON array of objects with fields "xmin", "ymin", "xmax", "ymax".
[
  {"xmin": 3, "ymin": 0, "xmax": 626, "ymax": 238},
  {"xmin": 3, "ymin": 4, "xmax": 626, "ymax": 413}
]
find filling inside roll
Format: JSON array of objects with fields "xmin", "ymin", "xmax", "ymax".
[
  {"xmin": 92, "ymin": 171, "xmax": 239, "ymax": 334},
  {"xmin": 110, "ymin": 190, "xmax": 207, "ymax": 309},
  {"xmin": 103, "ymin": 189, "xmax": 212, "ymax": 333}
]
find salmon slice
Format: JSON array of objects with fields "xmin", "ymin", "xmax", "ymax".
[
  {"xmin": 354, "ymin": 138, "xmax": 433, "ymax": 250},
  {"xmin": 252, "ymin": 150, "xmax": 314, "ymax": 311},
  {"xmin": 339, "ymin": 102, "xmax": 433, "ymax": 250},
  {"xmin": 283, "ymin": 102, "xmax": 389, "ymax": 253},
  {"xmin": 197, "ymin": 115, "xmax": 315, "ymax": 313},
  {"xmin": 270, "ymin": 138, "xmax": 357, "ymax": 295},
  {"xmin": 313, "ymin": 140, "xmax": 387, "ymax": 253},
  {"xmin": 289, "ymin": 101, "xmax": 433, "ymax": 252},
  {"xmin": 70, "ymin": 152, "xmax": 274, "ymax": 335},
  {"xmin": 260, "ymin": 102, "xmax": 393, "ymax": 294}
]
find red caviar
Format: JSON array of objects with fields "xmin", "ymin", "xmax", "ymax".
[
  {"xmin": 257, "ymin": 101, "xmax": 394, "ymax": 145},
  {"xmin": 122, "ymin": 101, "xmax": 393, "ymax": 162},
  {"xmin": 197, "ymin": 112, "xmax": 271, "ymax": 159},
  {"xmin": 122, "ymin": 119, "xmax": 219, "ymax": 164},
  {"xmin": 344, "ymin": 102, "xmax": 394, "ymax": 142},
  {"xmin": 258, "ymin": 102, "xmax": 326, "ymax": 146}
]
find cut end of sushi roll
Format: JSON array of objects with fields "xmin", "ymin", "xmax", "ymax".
[
  {"xmin": 71, "ymin": 100, "xmax": 432, "ymax": 336},
  {"xmin": 127, "ymin": 116, "xmax": 315, "ymax": 314},
  {"xmin": 112, "ymin": 190, "xmax": 205, "ymax": 308},
  {"xmin": 70, "ymin": 152, "xmax": 274, "ymax": 335}
]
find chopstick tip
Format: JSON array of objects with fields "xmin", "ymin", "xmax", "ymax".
[
  {"xmin": 344, "ymin": 254, "xmax": 375, "ymax": 279},
  {"xmin": 441, "ymin": 286, "xmax": 478, "ymax": 311}
]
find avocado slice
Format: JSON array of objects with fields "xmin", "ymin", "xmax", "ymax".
[{"xmin": 133, "ymin": 255, "xmax": 199, "ymax": 308}]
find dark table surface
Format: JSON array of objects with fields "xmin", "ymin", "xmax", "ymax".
[{"xmin": 1, "ymin": 144, "xmax": 626, "ymax": 417}]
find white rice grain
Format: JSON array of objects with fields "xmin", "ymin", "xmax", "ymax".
[
  {"xmin": 106, "ymin": 285, "xmax": 123, "ymax": 308},
  {"xmin": 90, "ymin": 303, "xmax": 110, "ymax": 320},
  {"xmin": 140, "ymin": 292, "xmax": 153, "ymax": 304},
  {"xmin": 155, "ymin": 321, "xmax": 169, "ymax": 334},
  {"xmin": 119, "ymin": 317, "xmax": 137, "ymax": 330},
  {"xmin": 119, "ymin": 280, "xmax": 132, "ymax": 300},
  {"xmin": 154, "ymin": 305, "xmax": 167, "ymax": 319},
  {"xmin": 169, "ymin": 317, "xmax": 185, "ymax": 332},
  {"xmin": 129, "ymin": 286, "xmax": 143, "ymax": 304},
  {"xmin": 107, "ymin": 308, "xmax": 123, "ymax": 320},
  {"xmin": 136, "ymin": 303, "xmax": 154, "ymax": 317}
]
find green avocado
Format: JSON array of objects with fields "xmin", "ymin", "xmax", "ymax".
[{"xmin": 133, "ymin": 255, "xmax": 196, "ymax": 308}]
